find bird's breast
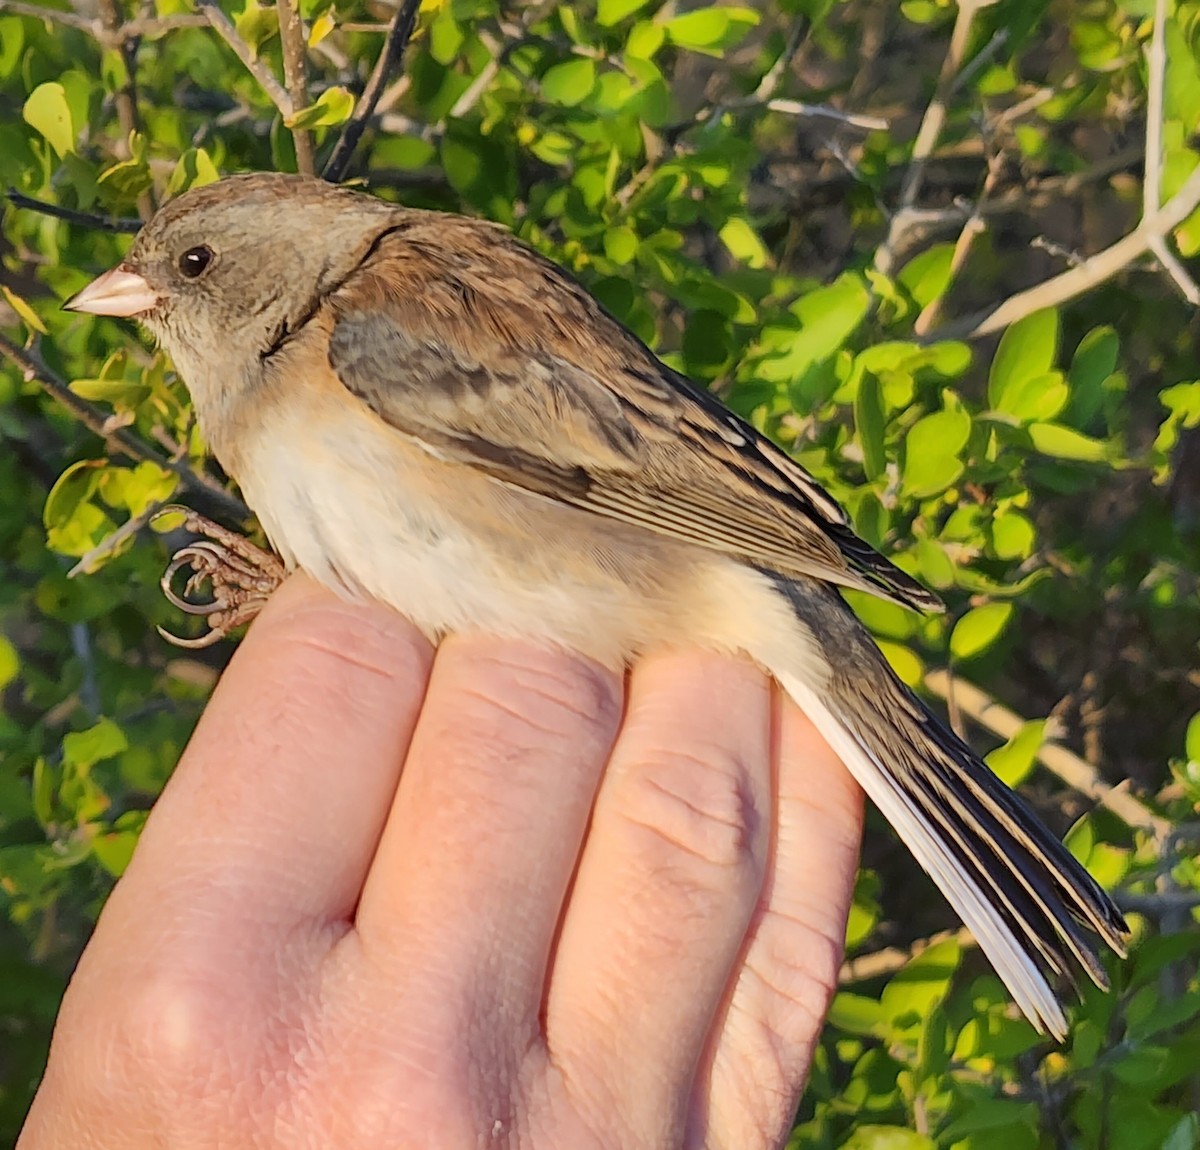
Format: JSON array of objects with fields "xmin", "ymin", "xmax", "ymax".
[{"xmin": 229, "ymin": 377, "xmax": 812, "ymax": 674}]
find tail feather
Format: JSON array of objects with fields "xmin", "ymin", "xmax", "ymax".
[{"xmin": 770, "ymin": 581, "xmax": 1129, "ymax": 1040}]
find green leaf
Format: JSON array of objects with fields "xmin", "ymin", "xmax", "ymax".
[
  {"xmin": 98, "ymin": 461, "xmax": 178, "ymax": 516},
  {"xmin": 986, "ymin": 719, "xmax": 1045, "ymax": 786},
  {"xmin": 988, "ymin": 308, "xmax": 1059, "ymax": 409},
  {"xmin": 665, "ymin": 6, "xmax": 759, "ymax": 55},
  {"xmin": 598, "ymin": 0, "xmax": 652, "ymax": 24},
  {"xmin": 625, "ymin": 19, "xmax": 664, "ymax": 60},
  {"xmin": 826, "ymin": 992, "xmax": 885, "ymax": 1035},
  {"xmin": 43, "ymin": 460, "xmax": 103, "ymax": 533},
  {"xmin": 777, "ymin": 272, "xmax": 871, "ymax": 378},
  {"xmin": 1028, "ymin": 422, "xmax": 1109, "ymax": 462},
  {"xmin": 287, "ymin": 86, "xmax": 354, "ymax": 130},
  {"xmin": 1067, "ymin": 325, "xmax": 1119, "ymax": 426},
  {"xmin": 840, "ymin": 1128, "xmax": 935, "ymax": 1150},
  {"xmin": 991, "ymin": 369, "xmax": 1069, "ymax": 423},
  {"xmin": 604, "ymin": 225, "xmax": 638, "ymax": 264},
  {"xmin": 718, "ymin": 217, "xmax": 769, "ymax": 268},
  {"xmin": 70, "ymin": 377, "xmax": 151, "ymax": 410},
  {"xmin": 897, "ymin": 243, "xmax": 953, "ymax": 307},
  {"xmin": 308, "ymin": 10, "xmax": 335, "ymax": 47},
  {"xmin": 901, "ymin": 404, "xmax": 971, "ymax": 498},
  {"xmin": 166, "ymin": 147, "xmax": 220, "ymax": 196},
  {"xmin": 62, "ymin": 718, "xmax": 127, "ymax": 771},
  {"xmin": 991, "ymin": 510, "xmax": 1036, "ymax": 560},
  {"xmin": 23, "ymin": 81, "xmax": 76, "ymax": 157},
  {"xmin": 234, "ymin": 1, "xmax": 278, "ymax": 54},
  {"xmin": 0, "ymin": 635, "xmax": 17, "ymax": 690},
  {"xmin": 950, "ymin": 602, "xmax": 1013, "ymax": 659},
  {"xmin": 881, "ymin": 937, "xmax": 961, "ymax": 1027},
  {"xmin": 540, "ymin": 58, "xmax": 596, "ymax": 107},
  {"xmin": 2, "ymin": 285, "xmax": 48, "ymax": 334},
  {"xmin": 877, "ymin": 640, "xmax": 923, "ymax": 687},
  {"xmin": 1186, "ymin": 711, "xmax": 1200, "ymax": 763},
  {"xmin": 854, "ymin": 372, "xmax": 886, "ymax": 480}
]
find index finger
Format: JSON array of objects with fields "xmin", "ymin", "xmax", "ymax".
[{"xmin": 95, "ymin": 574, "xmax": 434, "ymax": 960}]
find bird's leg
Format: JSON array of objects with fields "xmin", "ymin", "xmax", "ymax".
[{"xmin": 153, "ymin": 506, "xmax": 286, "ymax": 648}]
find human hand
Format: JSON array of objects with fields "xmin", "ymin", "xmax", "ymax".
[{"xmin": 19, "ymin": 574, "xmax": 862, "ymax": 1150}]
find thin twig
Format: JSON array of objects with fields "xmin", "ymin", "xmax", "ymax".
[
  {"xmin": 1144, "ymin": 0, "xmax": 1200, "ymax": 303},
  {"xmin": 0, "ymin": 0, "xmax": 207, "ymax": 40},
  {"xmin": 68, "ymin": 498, "xmax": 168, "ymax": 577},
  {"xmin": 840, "ymin": 927, "xmax": 976, "ymax": 984},
  {"xmin": 5, "ymin": 189, "xmax": 142, "ymax": 233},
  {"xmin": 97, "ymin": 0, "xmax": 154, "ymax": 222},
  {"xmin": 275, "ymin": 0, "xmax": 314, "ymax": 175},
  {"xmin": 924, "ymin": 669, "xmax": 1169, "ymax": 836},
  {"xmin": 447, "ymin": 30, "xmax": 503, "ymax": 121},
  {"xmin": 914, "ymin": 151, "xmax": 1004, "ymax": 334},
  {"xmin": 876, "ymin": 0, "xmax": 992, "ymax": 275},
  {"xmin": 0, "ymin": 332, "xmax": 249, "ymax": 522},
  {"xmin": 762, "ymin": 99, "xmax": 887, "ymax": 131},
  {"xmin": 1144, "ymin": 0, "xmax": 1166, "ymax": 222},
  {"xmin": 196, "ymin": 0, "xmax": 294, "ymax": 120},
  {"xmin": 932, "ymin": 161, "xmax": 1200, "ymax": 339},
  {"xmin": 323, "ymin": 0, "xmax": 422, "ymax": 183}
]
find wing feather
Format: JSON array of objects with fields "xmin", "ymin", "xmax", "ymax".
[{"xmin": 320, "ymin": 217, "xmax": 940, "ymax": 612}]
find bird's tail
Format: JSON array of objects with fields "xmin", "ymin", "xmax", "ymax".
[{"xmin": 768, "ymin": 580, "xmax": 1128, "ymax": 1039}]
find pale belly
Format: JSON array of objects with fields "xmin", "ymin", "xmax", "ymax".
[{"xmin": 232, "ymin": 394, "xmax": 814, "ymax": 675}]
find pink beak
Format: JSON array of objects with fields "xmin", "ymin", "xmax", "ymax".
[{"xmin": 64, "ymin": 265, "xmax": 159, "ymax": 317}]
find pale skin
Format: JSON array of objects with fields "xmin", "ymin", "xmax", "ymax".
[{"xmin": 18, "ymin": 575, "xmax": 863, "ymax": 1150}]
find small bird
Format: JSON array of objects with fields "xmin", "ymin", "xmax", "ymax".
[{"xmin": 66, "ymin": 171, "xmax": 1127, "ymax": 1038}]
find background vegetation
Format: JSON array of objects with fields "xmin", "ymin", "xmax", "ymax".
[{"xmin": 2, "ymin": 0, "xmax": 1199, "ymax": 1144}]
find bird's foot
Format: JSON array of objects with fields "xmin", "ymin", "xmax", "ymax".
[{"xmin": 153, "ymin": 506, "xmax": 285, "ymax": 648}]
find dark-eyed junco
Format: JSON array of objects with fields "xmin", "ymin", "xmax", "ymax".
[{"xmin": 66, "ymin": 172, "xmax": 1127, "ymax": 1038}]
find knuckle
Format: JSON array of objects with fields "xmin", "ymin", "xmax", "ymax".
[{"xmin": 614, "ymin": 742, "xmax": 766, "ymax": 876}]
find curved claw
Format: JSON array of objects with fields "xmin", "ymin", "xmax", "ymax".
[
  {"xmin": 160, "ymin": 549, "xmax": 224, "ymax": 616},
  {"xmin": 154, "ymin": 509, "xmax": 282, "ymax": 648},
  {"xmin": 156, "ymin": 623, "xmax": 226, "ymax": 650}
]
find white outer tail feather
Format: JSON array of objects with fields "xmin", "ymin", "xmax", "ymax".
[{"xmin": 776, "ymin": 671, "xmax": 1069, "ymax": 1040}]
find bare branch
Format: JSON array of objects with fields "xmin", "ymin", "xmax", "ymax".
[
  {"xmin": 876, "ymin": 0, "xmax": 993, "ymax": 275},
  {"xmin": 1143, "ymin": 0, "xmax": 1200, "ymax": 304},
  {"xmin": 0, "ymin": 0, "xmax": 92, "ymax": 31},
  {"xmin": 913, "ymin": 151, "xmax": 1003, "ymax": 335},
  {"xmin": 0, "ymin": 1, "xmax": 207, "ymax": 40},
  {"xmin": 0, "ymin": 332, "xmax": 249, "ymax": 522},
  {"xmin": 762, "ymin": 99, "xmax": 887, "ymax": 131},
  {"xmin": 932, "ymin": 161, "xmax": 1200, "ymax": 339},
  {"xmin": 323, "ymin": 0, "xmax": 422, "ymax": 183},
  {"xmin": 840, "ymin": 928, "xmax": 975, "ymax": 984},
  {"xmin": 923, "ymin": 669, "xmax": 1169, "ymax": 837},
  {"xmin": 275, "ymin": 0, "xmax": 314, "ymax": 175},
  {"xmin": 6, "ymin": 188, "xmax": 142, "ymax": 233},
  {"xmin": 97, "ymin": 0, "xmax": 154, "ymax": 221},
  {"xmin": 1145, "ymin": 0, "xmax": 1167, "ymax": 219},
  {"xmin": 196, "ymin": 0, "xmax": 294, "ymax": 121}
]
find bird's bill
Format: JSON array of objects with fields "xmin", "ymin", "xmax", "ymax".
[{"xmin": 64, "ymin": 265, "xmax": 158, "ymax": 317}]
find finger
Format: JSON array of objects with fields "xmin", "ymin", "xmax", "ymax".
[
  {"xmin": 352, "ymin": 632, "xmax": 622, "ymax": 1028},
  {"xmin": 95, "ymin": 574, "xmax": 434, "ymax": 961},
  {"xmin": 546, "ymin": 649, "xmax": 773, "ymax": 1145},
  {"xmin": 696, "ymin": 692, "xmax": 863, "ymax": 1150}
]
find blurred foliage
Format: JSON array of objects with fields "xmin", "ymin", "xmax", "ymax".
[{"xmin": 2, "ymin": 0, "xmax": 1200, "ymax": 1144}]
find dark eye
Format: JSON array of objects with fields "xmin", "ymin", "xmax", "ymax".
[{"xmin": 178, "ymin": 245, "xmax": 214, "ymax": 278}]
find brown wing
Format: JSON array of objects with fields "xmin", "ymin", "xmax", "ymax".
[{"xmin": 320, "ymin": 214, "xmax": 940, "ymax": 612}]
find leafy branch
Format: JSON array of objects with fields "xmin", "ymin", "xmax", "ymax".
[{"xmin": 0, "ymin": 332, "xmax": 248, "ymax": 522}]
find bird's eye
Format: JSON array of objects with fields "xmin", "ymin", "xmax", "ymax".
[{"xmin": 178, "ymin": 245, "xmax": 214, "ymax": 279}]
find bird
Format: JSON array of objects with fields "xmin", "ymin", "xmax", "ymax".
[{"xmin": 65, "ymin": 171, "xmax": 1127, "ymax": 1039}]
